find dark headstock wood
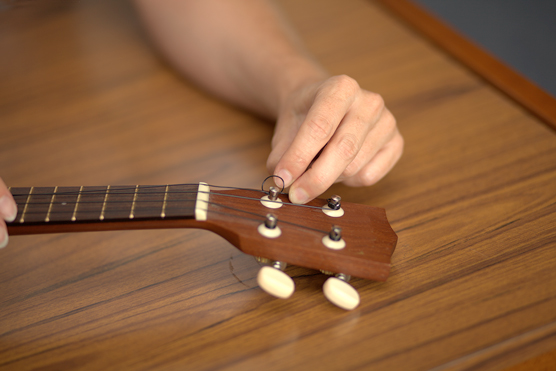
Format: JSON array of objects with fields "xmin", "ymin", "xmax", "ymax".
[{"xmin": 202, "ymin": 188, "xmax": 397, "ymax": 282}]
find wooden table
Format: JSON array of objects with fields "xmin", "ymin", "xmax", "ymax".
[{"xmin": 1, "ymin": 1, "xmax": 555, "ymax": 370}]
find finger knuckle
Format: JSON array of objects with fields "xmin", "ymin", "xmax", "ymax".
[
  {"xmin": 335, "ymin": 74, "xmax": 359, "ymax": 89},
  {"xmin": 310, "ymin": 171, "xmax": 328, "ymax": 189},
  {"xmin": 337, "ymin": 133, "xmax": 359, "ymax": 160},
  {"xmin": 364, "ymin": 91, "xmax": 385, "ymax": 111},
  {"xmin": 289, "ymin": 146, "xmax": 312, "ymax": 168},
  {"xmin": 306, "ymin": 114, "xmax": 335, "ymax": 142}
]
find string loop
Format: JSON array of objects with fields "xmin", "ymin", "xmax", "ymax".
[{"xmin": 261, "ymin": 175, "xmax": 285, "ymax": 194}]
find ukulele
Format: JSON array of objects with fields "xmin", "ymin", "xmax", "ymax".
[{"xmin": 6, "ymin": 181, "xmax": 397, "ymax": 310}]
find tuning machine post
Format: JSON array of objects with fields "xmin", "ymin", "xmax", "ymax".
[
  {"xmin": 322, "ymin": 195, "xmax": 344, "ymax": 217},
  {"xmin": 322, "ymin": 225, "xmax": 346, "ymax": 250},
  {"xmin": 258, "ymin": 213, "xmax": 282, "ymax": 238},
  {"xmin": 327, "ymin": 195, "xmax": 341, "ymax": 210},
  {"xmin": 260, "ymin": 186, "xmax": 283, "ymax": 209}
]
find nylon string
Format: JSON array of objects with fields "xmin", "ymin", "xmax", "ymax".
[{"xmin": 9, "ymin": 183, "xmax": 331, "ymax": 234}]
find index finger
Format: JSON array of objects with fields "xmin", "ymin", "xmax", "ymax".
[
  {"xmin": 0, "ymin": 177, "xmax": 17, "ymax": 249},
  {"xmin": 0, "ymin": 177, "xmax": 17, "ymax": 223},
  {"xmin": 274, "ymin": 75, "xmax": 359, "ymax": 188}
]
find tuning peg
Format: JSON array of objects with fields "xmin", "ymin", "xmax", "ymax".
[
  {"xmin": 258, "ymin": 213, "xmax": 282, "ymax": 238},
  {"xmin": 257, "ymin": 261, "xmax": 295, "ymax": 299},
  {"xmin": 327, "ymin": 195, "xmax": 342, "ymax": 210},
  {"xmin": 322, "ymin": 195, "xmax": 344, "ymax": 217},
  {"xmin": 322, "ymin": 225, "xmax": 346, "ymax": 250},
  {"xmin": 323, "ymin": 273, "xmax": 360, "ymax": 310},
  {"xmin": 268, "ymin": 186, "xmax": 279, "ymax": 201},
  {"xmin": 260, "ymin": 186, "xmax": 283, "ymax": 209}
]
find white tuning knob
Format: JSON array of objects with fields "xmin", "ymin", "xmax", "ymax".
[
  {"xmin": 323, "ymin": 276, "xmax": 360, "ymax": 310},
  {"xmin": 257, "ymin": 265, "xmax": 295, "ymax": 299}
]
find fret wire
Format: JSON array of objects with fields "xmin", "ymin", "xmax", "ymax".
[
  {"xmin": 161, "ymin": 184, "xmax": 169, "ymax": 218},
  {"xmin": 45, "ymin": 186, "xmax": 58, "ymax": 222},
  {"xmin": 99, "ymin": 185, "xmax": 110, "ymax": 221},
  {"xmin": 71, "ymin": 186, "xmax": 83, "ymax": 222},
  {"xmin": 21, "ymin": 206, "xmax": 197, "ymax": 216},
  {"xmin": 129, "ymin": 185, "xmax": 139, "ymax": 219},
  {"xmin": 19, "ymin": 187, "xmax": 34, "ymax": 223}
]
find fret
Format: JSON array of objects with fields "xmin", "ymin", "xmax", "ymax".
[
  {"xmin": 99, "ymin": 185, "xmax": 110, "ymax": 221},
  {"xmin": 131, "ymin": 185, "xmax": 166, "ymax": 219},
  {"xmin": 71, "ymin": 186, "xmax": 83, "ymax": 222},
  {"xmin": 19, "ymin": 187, "xmax": 34, "ymax": 223},
  {"xmin": 8, "ymin": 184, "xmax": 198, "ymax": 225},
  {"xmin": 47, "ymin": 186, "xmax": 81, "ymax": 222},
  {"xmin": 102, "ymin": 185, "xmax": 135, "ymax": 220},
  {"xmin": 30, "ymin": 187, "xmax": 57, "ymax": 223},
  {"xmin": 45, "ymin": 186, "xmax": 58, "ymax": 222},
  {"xmin": 161, "ymin": 185, "xmax": 169, "ymax": 218},
  {"xmin": 10, "ymin": 187, "xmax": 56, "ymax": 224},
  {"xmin": 74, "ymin": 186, "xmax": 108, "ymax": 221},
  {"xmin": 129, "ymin": 185, "xmax": 139, "ymax": 219},
  {"xmin": 9, "ymin": 187, "xmax": 23, "ymax": 219}
]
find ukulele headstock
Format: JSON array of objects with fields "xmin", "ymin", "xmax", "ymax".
[
  {"xmin": 199, "ymin": 186, "xmax": 398, "ymax": 310},
  {"xmin": 7, "ymin": 181, "xmax": 397, "ymax": 310}
]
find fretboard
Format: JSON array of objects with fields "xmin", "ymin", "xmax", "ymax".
[{"xmin": 8, "ymin": 184, "xmax": 199, "ymax": 226}]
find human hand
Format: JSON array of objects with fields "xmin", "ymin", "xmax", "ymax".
[
  {"xmin": 267, "ymin": 75, "xmax": 404, "ymax": 204},
  {"xmin": 0, "ymin": 178, "xmax": 17, "ymax": 248}
]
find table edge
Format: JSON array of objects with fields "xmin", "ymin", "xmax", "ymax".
[{"xmin": 374, "ymin": 0, "xmax": 556, "ymax": 132}]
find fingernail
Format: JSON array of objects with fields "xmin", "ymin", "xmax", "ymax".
[
  {"xmin": 289, "ymin": 187, "xmax": 309, "ymax": 204},
  {"xmin": 0, "ymin": 229, "xmax": 7, "ymax": 249},
  {"xmin": 0, "ymin": 196, "xmax": 17, "ymax": 222},
  {"xmin": 276, "ymin": 169, "xmax": 292, "ymax": 188}
]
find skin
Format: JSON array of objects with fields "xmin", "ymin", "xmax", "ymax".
[
  {"xmin": 0, "ymin": 0, "xmax": 403, "ymax": 247},
  {"xmin": 134, "ymin": 0, "xmax": 403, "ymax": 201},
  {"xmin": 0, "ymin": 179, "xmax": 17, "ymax": 248}
]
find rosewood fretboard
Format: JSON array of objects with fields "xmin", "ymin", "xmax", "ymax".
[{"xmin": 7, "ymin": 184, "xmax": 199, "ymax": 234}]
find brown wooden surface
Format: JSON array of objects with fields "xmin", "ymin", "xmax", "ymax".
[
  {"xmin": 376, "ymin": 0, "xmax": 556, "ymax": 131},
  {"xmin": 0, "ymin": 1, "xmax": 555, "ymax": 370}
]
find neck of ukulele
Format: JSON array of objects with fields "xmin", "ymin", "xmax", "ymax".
[{"xmin": 7, "ymin": 183, "xmax": 208, "ymax": 235}]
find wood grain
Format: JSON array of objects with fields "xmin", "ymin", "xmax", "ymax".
[
  {"xmin": 0, "ymin": 0, "xmax": 555, "ymax": 370},
  {"xmin": 376, "ymin": 0, "xmax": 556, "ymax": 131},
  {"xmin": 202, "ymin": 189, "xmax": 397, "ymax": 281}
]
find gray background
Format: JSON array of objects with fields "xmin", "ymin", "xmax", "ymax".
[{"xmin": 414, "ymin": 0, "xmax": 556, "ymax": 97}]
